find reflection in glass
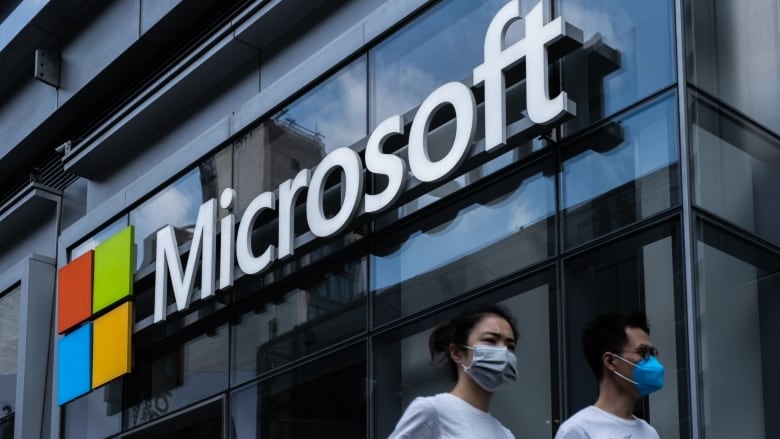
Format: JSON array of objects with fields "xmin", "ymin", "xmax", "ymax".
[
  {"xmin": 70, "ymin": 216, "xmax": 129, "ymax": 260},
  {"xmin": 231, "ymin": 345, "xmax": 366, "ymax": 439},
  {"xmin": 130, "ymin": 147, "xmax": 232, "ymax": 271},
  {"xmin": 370, "ymin": 0, "xmax": 529, "ymax": 127},
  {"xmin": 559, "ymin": 0, "xmax": 675, "ymax": 133},
  {"xmin": 231, "ymin": 257, "xmax": 366, "ymax": 386},
  {"xmin": 564, "ymin": 222, "xmax": 685, "ymax": 439},
  {"xmin": 62, "ymin": 383, "xmax": 122, "ymax": 439},
  {"xmin": 372, "ymin": 159, "xmax": 555, "ymax": 325},
  {"xmin": 691, "ymin": 94, "xmax": 780, "ymax": 247},
  {"xmin": 0, "ymin": 287, "xmax": 19, "ymax": 422},
  {"xmin": 124, "ymin": 324, "xmax": 229, "ymax": 429},
  {"xmin": 696, "ymin": 220, "xmax": 780, "ymax": 439},
  {"xmin": 687, "ymin": 0, "xmax": 780, "ymax": 135},
  {"xmin": 561, "ymin": 93, "xmax": 679, "ymax": 249},
  {"xmin": 373, "ymin": 271, "xmax": 556, "ymax": 438},
  {"xmin": 235, "ymin": 58, "xmax": 366, "ymax": 213}
]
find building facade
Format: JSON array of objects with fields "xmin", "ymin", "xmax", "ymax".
[{"xmin": 0, "ymin": 0, "xmax": 779, "ymax": 438}]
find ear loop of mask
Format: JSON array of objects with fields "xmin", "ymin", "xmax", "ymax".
[{"xmin": 611, "ymin": 353, "xmax": 639, "ymax": 385}]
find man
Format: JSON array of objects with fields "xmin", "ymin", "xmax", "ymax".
[{"xmin": 555, "ymin": 312, "xmax": 663, "ymax": 438}]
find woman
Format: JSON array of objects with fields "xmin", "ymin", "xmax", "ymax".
[{"xmin": 388, "ymin": 305, "xmax": 518, "ymax": 438}]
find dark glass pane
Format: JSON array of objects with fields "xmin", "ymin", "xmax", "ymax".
[
  {"xmin": 695, "ymin": 219, "xmax": 780, "ymax": 438},
  {"xmin": 130, "ymin": 146, "xmax": 232, "ymax": 271},
  {"xmin": 230, "ymin": 345, "xmax": 366, "ymax": 439},
  {"xmin": 124, "ymin": 323, "xmax": 229, "ymax": 430},
  {"xmin": 370, "ymin": 0, "xmax": 531, "ymax": 127},
  {"xmin": 234, "ymin": 57, "xmax": 366, "ymax": 214},
  {"xmin": 563, "ymin": 222, "xmax": 687, "ymax": 439},
  {"xmin": 372, "ymin": 159, "xmax": 556, "ymax": 325},
  {"xmin": 561, "ymin": 92, "xmax": 679, "ymax": 249},
  {"xmin": 374, "ymin": 270, "xmax": 557, "ymax": 438},
  {"xmin": 559, "ymin": 0, "xmax": 675, "ymax": 134},
  {"xmin": 0, "ymin": 287, "xmax": 19, "ymax": 429},
  {"xmin": 231, "ymin": 257, "xmax": 366, "ymax": 386},
  {"xmin": 62, "ymin": 383, "xmax": 122, "ymax": 439},
  {"xmin": 690, "ymin": 94, "xmax": 780, "ymax": 247},
  {"xmin": 122, "ymin": 400, "xmax": 222, "ymax": 439},
  {"xmin": 686, "ymin": 0, "xmax": 780, "ymax": 136}
]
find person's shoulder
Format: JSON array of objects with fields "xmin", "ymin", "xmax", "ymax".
[
  {"xmin": 632, "ymin": 416, "xmax": 660, "ymax": 438},
  {"xmin": 554, "ymin": 406, "xmax": 599, "ymax": 439},
  {"xmin": 387, "ymin": 396, "xmax": 440, "ymax": 439}
]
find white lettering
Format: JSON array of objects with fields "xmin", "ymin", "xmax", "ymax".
[
  {"xmin": 408, "ymin": 82, "xmax": 476, "ymax": 183},
  {"xmin": 364, "ymin": 115, "xmax": 407, "ymax": 213},
  {"xmin": 307, "ymin": 147, "xmax": 364, "ymax": 237},
  {"xmin": 154, "ymin": 199, "xmax": 217, "ymax": 322},
  {"xmin": 236, "ymin": 191, "xmax": 276, "ymax": 275}
]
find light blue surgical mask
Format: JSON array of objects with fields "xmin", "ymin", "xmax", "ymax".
[
  {"xmin": 460, "ymin": 345, "xmax": 518, "ymax": 392},
  {"xmin": 612, "ymin": 354, "xmax": 665, "ymax": 395}
]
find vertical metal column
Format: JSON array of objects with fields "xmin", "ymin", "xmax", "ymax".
[{"xmin": 673, "ymin": 0, "xmax": 700, "ymax": 437}]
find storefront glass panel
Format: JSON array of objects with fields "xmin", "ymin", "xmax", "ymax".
[
  {"xmin": 563, "ymin": 221, "xmax": 687, "ymax": 439},
  {"xmin": 130, "ymin": 147, "xmax": 232, "ymax": 272},
  {"xmin": 230, "ymin": 257, "xmax": 367, "ymax": 386},
  {"xmin": 558, "ymin": 0, "xmax": 675, "ymax": 134},
  {"xmin": 561, "ymin": 92, "xmax": 679, "ymax": 249},
  {"xmin": 0, "ymin": 287, "xmax": 19, "ymax": 425},
  {"xmin": 62, "ymin": 383, "xmax": 122, "ymax": 439},
  {"xmin": 234, "ymin": 57, "xmax": 366, "ymax": 214},
  {"xmin": 369, "ymin": 0, "xmax": 530, "ymax": 128},
  {"xmin": 124, "ymin": 323, "xmax": 229, "ymax": 430},
  {"xmin": 230, "ymin": 345, "xmax": 366, "ymax": 439},
  {"xmin": 695, "ymin": 219, "xmax": 780, "ymax": 439},
  {"xmin": 690, "ymin": 94, "xmax": 780, "ymax": 248},
  {"xmin": 372, "ymin": 158, "xmax": 556, "ymax": 326},
  {"xmin": 686, "ymin": 0, "xmax": 780, "ymax": 136},
  {"xmin": 374, "ymin": 270, "xmax": 557, "ymax": 438}
]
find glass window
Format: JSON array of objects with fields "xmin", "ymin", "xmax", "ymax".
[
  {"xmin": 560, "ymin": 92, "xmax": 679, "ymax": 249},
  {"xmin": 558, "ymin": 0, "xmax": 675, "ymax": 134},
  {"xmin": 62, "ymin": 383, "xmax": 122, "ymax": 439},
  {"xmin": 231, "ymin": 256, "xmax": 366, "ymax": 386},
  {"xmin": 370, "ymin": 0, "xmax": 531, "ymax": 127},
  {"xmin": 130, "ymin": 147, "xmax": 233, "ymax": 271},
  {"xmin": 690, "ymin": 94, "xmax": 780, "ymax": 247},
  {"xmin": 230, "ymin": 344, "xmax": 366, "ymax": 439},
  {"xmin": 70, "ymin": 216, "xmax": 129, "ymax": 260},
  {"xmin": 0, "ymin": 287, "xmax": 19, "ymax": 423},
  {"xmin": 563, "ymin": 221, "xmax": 687, "ymax": 439},
  {"xmin": 234, "ymin": 57, "xmax": 366, "ymax": 214},
  {"xmin": 695, "ymin": 218, "xmax": 780, "ymax": 438},
  {"xmin": 124, "ymin": 323, "xmax": 229, "ymax": 430},
  {"xmin": 372, "ymin": 158, "xmax": 556, "ymax": 326},
  {"xmin": 374, "ymin": 271, "xmax": 557, "ymax": 438},
  {"xmin": 686, "ymin": 0, "xmax": 780, "ymax": 136}
]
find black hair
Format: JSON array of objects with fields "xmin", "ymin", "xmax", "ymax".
[
  {"xmin": 582, "ymin": 311, "xmax": 651, "ymax": 380},
  {"xmin": 428, "ymin": 304, "xmax": 518, "ymax": 382}
]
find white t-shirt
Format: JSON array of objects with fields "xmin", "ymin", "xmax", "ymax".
[
  {"xmin": 388, "ymin": 393, "xmax": 515, "ymax": 439},
  {"xmin": 555, "ymin": 405, "xmax": 659, "ymax": 439}
]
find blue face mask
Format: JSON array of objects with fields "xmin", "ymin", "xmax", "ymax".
[{"xmin": 612, "ymin": 354, "xmax": 664, "ymax": 396}]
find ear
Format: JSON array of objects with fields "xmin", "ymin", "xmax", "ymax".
[
  {"xmin": 602, "ymin": 352, "xmax": 616, "ymax": 372},
  {"xmin": 449, "ymin": 343, "xmax": 464, "ymax": 364}
]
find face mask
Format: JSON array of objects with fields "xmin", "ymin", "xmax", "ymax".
[
  {"xmin": 460, "ymin": 345, "xmax": 518, "ymax": 392},
  {"xmin": 612, "ymin": 354, "xmax": 664, "ymax": 395}
]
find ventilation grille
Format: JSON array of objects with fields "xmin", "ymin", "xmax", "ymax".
[{"xmin": 0, "ymin": 151, "xmax": 77, "ymax": 208}]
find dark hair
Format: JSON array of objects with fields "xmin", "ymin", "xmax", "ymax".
[
  {"xmin": 429, "ymin": 305, "xmax": 518, "ymax": 382},
  {"xmin": 582, "ymin": 311, "xmax": 650, "ymax": 380}
]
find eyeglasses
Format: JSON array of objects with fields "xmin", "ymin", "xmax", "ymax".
[{"xmin": 620, "ymin": 345, "xmax": 658, "ymax": 360}]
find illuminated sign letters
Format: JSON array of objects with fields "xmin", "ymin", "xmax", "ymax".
[{"xmin": 153, "ymin": 0, "xmax": 584, "ymax": 322}]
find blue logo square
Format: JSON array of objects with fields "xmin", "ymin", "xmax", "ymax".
[{"xmin": 57, "ymin": 323, "xmax": 93, "ymax": 405}]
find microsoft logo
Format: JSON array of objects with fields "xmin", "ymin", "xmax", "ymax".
[{"xmin": 57, "ymin": 226, "xmax": 134, "ymax": 406}]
